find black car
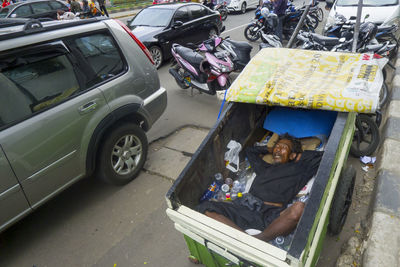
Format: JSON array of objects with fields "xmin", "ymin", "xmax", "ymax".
[
  {"xmin": 128, "ymin": 3, "xmax": 225, "ymax": 68},
  {"xmin": 0, "ymin": 0, "xmax": 69, "ymax": 21}
]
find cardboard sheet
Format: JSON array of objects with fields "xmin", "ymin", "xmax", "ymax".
[{"xmin": 226, "ymin": 48, "xmax": 388, "ymax": 113}]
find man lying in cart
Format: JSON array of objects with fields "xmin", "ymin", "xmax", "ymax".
[{"xmin": 197, "ymin": 133, "xmax": 323, "ymax": 242}]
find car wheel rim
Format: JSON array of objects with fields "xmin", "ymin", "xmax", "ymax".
[
  {"xmin": 241, "ymin": 3, "xmax": 246, "ymax": 13},
  {"xmin": 150, "ymin": 48, "xmax": 162, "ymax": 68},
  {"xmin": 111, "ymin": 134, "xmax": 142, "ymax": 175}
]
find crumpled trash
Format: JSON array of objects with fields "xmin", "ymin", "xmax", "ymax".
[
  {"xmin": 362, "ymin": 166, "xmax": 369, "ymax": 172},
  {"xmin": 360, "ymin": 156, "xmax": 376, "ymax": 165},
  {"xmin": 224, "ymin": 140, "xmax": 242, "ymax": 172}
]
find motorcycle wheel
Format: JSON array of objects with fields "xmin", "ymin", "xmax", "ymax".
[
  {"xmin": 244, "ymin": 24, "xmax": 261, "ymax": 42},
  {"xmin": 379, "ymin": 82, "xmax": 389, "ymax": 109},
  {"xmin": 317, "ymin": 7, "xmax": 324, "ymax": 22},
  {"xmin": 308, "ymin": 14, "xmax": 319, "ymax": 29},
  {"xmin": 350, "ymin": 114, "xmax": 380, "ymax": 157}
]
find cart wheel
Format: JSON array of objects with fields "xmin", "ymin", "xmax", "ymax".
[
  {"xmin": 350, "ymin": 114, "xmax": 380, "ymax": 157},
  {"xmin": 328, "ymin": 165, "xmax": 356, "ymax": 235}
]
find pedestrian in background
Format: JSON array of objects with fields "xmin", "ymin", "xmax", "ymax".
[
  {"xmin": 82, "ymin": 0, "xmax": 90, "ymax": 13},
  {"xmin": 2, "ymin": 0, "xmax": 10, "ymax": 8},
  {"xmin": 70, "ymin": 0, "xmax": 82, "ymax": 13},
  {"xmin": 97, "ymin": 0, "xmax": 109, "ymax": 17},
  {"xmin": 271, "ymin": 0, "xmax": 287, "ymax": 41}
]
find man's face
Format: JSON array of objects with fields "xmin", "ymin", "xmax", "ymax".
[{"xmin": 272, "ymin": 139, "xmax": 294, "ymax": 164}]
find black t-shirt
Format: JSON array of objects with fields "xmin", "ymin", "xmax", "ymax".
[{"xmin": 246, "ymin": 146, "xmax": 323, "ymax": 205}]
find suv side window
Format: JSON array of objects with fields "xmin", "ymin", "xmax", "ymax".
[
  {"xmin": 31, "ymin": 2, "xmax": 52, "ymax": 14},
  {"xmin": 188, "ymin": 5, "xmax": 208, "ymax": 19},
  {"xmin": 173, "ymin": 7, "xmax": 190, "ymax": 23},
  {"xmin": 12, "ymin": 5, "xmax": 33, "ymax": 17},
  {"xmin": 0, "ymin": 52, "xmax": 80, "ymax": 128},
  {"xmin": 68, "ymin": 33, "xmax": 125, "ymax": 89},
  {"xmin": 49, "ymin": 1, "xmax": 64, "ymax": 10}
]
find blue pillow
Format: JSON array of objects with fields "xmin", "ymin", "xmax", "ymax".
[{"xmin": 263, "ymin": 107, "xmax": 338, "ymax": 139}]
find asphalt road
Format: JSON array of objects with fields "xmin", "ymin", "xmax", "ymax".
[{"xmin": 0, "ymin": 3, "xmax": 371, "ymax": 267}]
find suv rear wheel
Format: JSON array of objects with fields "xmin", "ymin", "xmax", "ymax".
[{"xmin": 97, "ymin": 123, "xmax": 148, "ymax": 185}]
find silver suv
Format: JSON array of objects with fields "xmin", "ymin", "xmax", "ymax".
[{"xmin": 0, "ymin": 18, "xmax": 167, "ymax": 232}]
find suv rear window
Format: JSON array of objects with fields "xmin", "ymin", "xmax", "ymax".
[
  {"xmin": 49, "ymin": 1, "xmax": 64, "ymax": 9},
  {"xmin": 0, "ymin": 8, "xmax": 10, "ymax": 18},
  {"xmin": 69, "ymin": 33, "xmax": 125, "ymax": 89},
  {"xmin": 31, "ymin": 2, "xmax": 52, "ymax": 14},
  {"xmin": 0, "ymin": 53, "xmax": 80, "ymax": 127},
  {"xmin": 12, "ymin": 5, "xmax": 33, "ymax": 17}
]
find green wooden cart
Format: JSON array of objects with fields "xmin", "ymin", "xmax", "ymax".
[{"xmin": 165, "ymin": 48, "xmax": 385, "ymax": 266}]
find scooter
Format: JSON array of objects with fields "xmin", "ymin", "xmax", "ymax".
[
  {"xmin": 169, "ymin": 40, "xmax": 234, "ymax": 95},
  {"xmin": 188, "ymin": 35, "xmax": 252, "ymax": 72},
  {"xmin": 219, "ymin": 37, "xmax": 253, "ymax": 72},
  {"xmin": 214, "ymin": 2, "xmax": 228, "ymax": 21},
  {"xmin": 259, "ymin": 33, "xmax": 282, "ymax": 50}
]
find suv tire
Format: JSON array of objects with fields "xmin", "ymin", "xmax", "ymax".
[{"xmin": 97, "ymin": 123, "xmax": 148, "ymax": 185}]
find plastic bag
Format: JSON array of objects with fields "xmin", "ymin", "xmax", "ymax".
[{"xmin": 224, "ymin": 140, "xmax": 242, "ymax": 172}]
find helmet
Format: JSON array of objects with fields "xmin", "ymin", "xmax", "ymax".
[
  {"xmin": 260, "ymin": 7, "xmax": 270, "ymax": 18},
  {"xmin": 359, "ymin": 22, "xmax": 378, "ymax": 43}
]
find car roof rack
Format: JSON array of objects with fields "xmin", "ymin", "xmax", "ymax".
[{"xmin": 0, "ymin": 17, "xmax": 109, "ymax": 42}]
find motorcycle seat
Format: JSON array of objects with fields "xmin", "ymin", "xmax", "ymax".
[
  {"xmin": 365, "ymin": 43, "xmax": 384, "ymax": 52},
  {"xmin": 377, "ymin": 25, "xmax": 396, "ymax": 32},
  {"xmin": 310, "ymin": 33, "xmax": 340, "ymax": 46},
  {"xmin": 175, "ymin": 45, "xmax": 204, "ymax": 66},
  {"xmin": 224, "ymin": 39, "xmax": 252, "ymax": 50}
]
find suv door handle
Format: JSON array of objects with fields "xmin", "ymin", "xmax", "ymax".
[{"xmin": 78, "ymin": 100, "xmax": 98, "ymax": 114}]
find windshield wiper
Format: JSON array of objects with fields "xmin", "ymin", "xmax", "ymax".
[{"xmin": 132, "ymin": 24, "xmax": 151, "ymax": 26}]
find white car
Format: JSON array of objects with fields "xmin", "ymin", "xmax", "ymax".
[
  {"xmin": 226, "ymin": 0, "xmax": 259, "ymax": 13},
  {"xmin": 325, "ymin": 0, "xmax": 400, "ymax": 34}
]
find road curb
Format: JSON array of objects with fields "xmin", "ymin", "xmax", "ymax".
[{"xmin": 362, "ymin": 54, "xmax": 400, "ymax": 266}]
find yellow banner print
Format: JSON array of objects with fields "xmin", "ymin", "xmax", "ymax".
[{"xmin": 226, "ymin": 48, "xmax": 387, "ymax": 113}]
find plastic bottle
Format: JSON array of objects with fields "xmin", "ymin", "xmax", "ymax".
[
  {"xmin": 200, "ymin": 182, "xmax": 218, "ymax": 202},
  {"xmin": 214, "ymin": 173, "xmax": 224, "ymax": 186},
  {"xmin": 225, "ymin": 178, "xmax": 233, "ymax": 188},
  {"xmin": 221, "ymin": 184, "xmax": 230, "ymax": 193},
  {"xmin": 275, "ymin": 236, "xmax": 285, "ymax": 245},
  {"xmin": 216, "ymin": 190, "xmax": 226, "ymax": 201},
  {"xmin": 232, "ymin": 180, "xmax": 241, "ymax": 192}
]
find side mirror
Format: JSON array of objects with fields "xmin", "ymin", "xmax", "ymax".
[{"xmin": 172, "ymin": 20, "xmax": 183, "ymax": 28}]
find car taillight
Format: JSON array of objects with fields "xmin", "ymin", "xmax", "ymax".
[
  {"xmin": 219, "ymin": 14, "xmax": 222, "ymax": 21},
  {"xmin": 114, "ymin": 19, "xmax": 155, "ymax": 65}
]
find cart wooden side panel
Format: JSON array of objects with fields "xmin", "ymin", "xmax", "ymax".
[{"xmin": 288, "ymin": 112, "xmax": 356, "ymax": 266}]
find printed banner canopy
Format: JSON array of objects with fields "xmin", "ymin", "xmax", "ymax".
[{"xmin": 226, "ymin": 48, "xmax": 388, "ymax": 113}]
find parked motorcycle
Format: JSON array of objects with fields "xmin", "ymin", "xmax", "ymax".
[
  {"xmin": 169, "ymin": 39, "xmax": 234, "ymax": 95},
  {"xmin": 219, "ymin": 37, "xmax": 253, "ymax": 71},
  {"xmin": 214, "ymin": 2, "xmax": 228, "ymax": 21},
  {"xmin": 259, "ymin": 33, "xmax": 282, "ymax": 50},
  {"xmin": 244, "ymin": 5, "xmax": 317, "ymax": 42}
]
